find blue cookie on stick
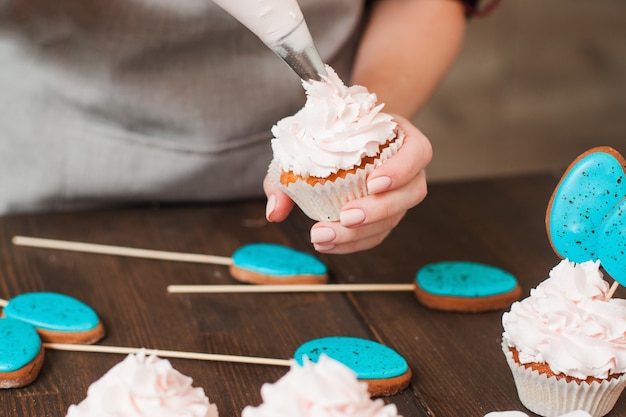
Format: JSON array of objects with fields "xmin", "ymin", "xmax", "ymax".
[
  {"xmin": 12, "ymin": 237, "xmax": 328, "ymax": 285},
  {"xmin": 413, "ymin": 261, "xmax": 521, "ymax": 313},
  {"xmin": 230, "ymin": 243, "xmax": 327, "ymax": 285},
  {"xmin": 0, "ymin": 317, "xmax": 44, "ymax": 388},
  {"xmin": 1, "ymin": 292, "xmax": 105, "ymax": 344},
  {"xmin": 546, "ymin": 146, "xmax": 626, "ymax": 288},
  {"xmin": 598, "ymin": 199, "xmax": 626, "ymax": 286},
  {"xmin": 294, "ymin": 336, "xmax": 411, "ymax": 397}
]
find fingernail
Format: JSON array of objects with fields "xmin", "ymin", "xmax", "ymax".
[
  {"xmin": 311, "ymin": 227, "xmax": 336, "ymax": 244},
  {"xmin": 367, "ymin": 176, "xmax": 392, "ymax": 194},
  {"xmin": 340, "ymin": 209, "xmax": 366, "ymax": 227},
  {"xmin": 314, "ymin": 243, "xmax": 336, "ymax": 251},
  {"xmin": 265, "ymin": 194, "xmax": 276, "ymax": 222}
]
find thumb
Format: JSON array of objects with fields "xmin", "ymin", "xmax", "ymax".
[{"xmin": 263, "ymin": 175, "xmax": 294, "ymax": 222}]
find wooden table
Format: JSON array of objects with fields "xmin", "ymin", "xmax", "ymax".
[{"xmin": 1, "ymin": 173, "xmax": 624, "ymax": 417}]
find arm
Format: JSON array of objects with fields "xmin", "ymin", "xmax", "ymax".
[
  {"xmin": 266, "ymin": 0, "xmax": 469, "ymax": 254},
  {"xmin": 351, "ymin": 0, "xmax": 468, "ymax": 118}
]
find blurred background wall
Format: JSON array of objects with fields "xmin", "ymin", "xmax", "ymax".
[{"xmin": 417, "ymin": 0, "xmax": 626, "ymax": 182}]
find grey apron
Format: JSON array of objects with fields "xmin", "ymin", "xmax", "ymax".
[{"xmin": 0, "ymin": 0, "xmax": 363, "ymax": 214}]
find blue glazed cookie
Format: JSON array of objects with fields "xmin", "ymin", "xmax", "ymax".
[
  {"xmin": 0, "ymin": 317, "xmax": 44, "ymax": 388},
  {"xmin": 597, "ymin": 198, "xmax": 626, "ymax": 286},
  {"xmin": 413, "ymin": 261, "xmax": 521, "ymax": 312},
  {"xmin": 2, "ymin": 292, "xmax": 104, "ymax": 344},
  {"xmin": 230, "ymin": 243, "xmax": 328, "ymax": 284},
  {"xmin": 546, "ymin": 146, "xmax": 626, "ymax": 263},
  {"xmin": 293, "ymin": 336, "xmax": 411, "ymax": 396}
]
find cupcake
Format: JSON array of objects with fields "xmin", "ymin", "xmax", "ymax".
[
  {"xmin": 241, "ymin": 354, "xmax": 401, "ymax": 417},
  {"xmin": 501, "ymin": 259, "xmax": 626, "ymax": 417},
  {"xmin": 268, "ymin": 65, "xmax": 405, "ymax": 221},
  {"xmin": 66, "ymin": 350, "xmax": 219, "ymax": 417}
]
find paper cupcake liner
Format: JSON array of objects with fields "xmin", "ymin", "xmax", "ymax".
[
  {"xmin": 269, "ymin": 135, "xmax": 404, "ymax": 222},
  {"xmin": 501, "ymin": 341, "xmax": 626, "ymax": 417}
]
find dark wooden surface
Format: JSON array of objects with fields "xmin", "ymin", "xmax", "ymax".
[{"xmin": 1, "ymin": 173, "xmax": 625, "ymax": 417}]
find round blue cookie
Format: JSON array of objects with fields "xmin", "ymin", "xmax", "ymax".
[
  {"xmin": 2, "ymin": 292, "xmax": 105, "ymax": 344},
  {"xmin": 230, "ymin": 243, "xmax": 328, "ymax": 284},
  {"xmin": 0, "ymin": 317, "xmax": 44, "ymax": 388},
  {"xmin": 294, "ymin": 336, "xmax": 411, "ymax": 396},
  {"xmin": 414, "ymin": 261, "xmax": 521, "ymax": 312}
]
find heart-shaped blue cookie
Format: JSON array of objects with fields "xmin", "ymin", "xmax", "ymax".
[
  {"xmin": 546, "ymin": 146, "xmax": 626, "ymax": 263},
  {"xmin": 597, "ymin": 198, "xmax": 626, "ymax": 285}
]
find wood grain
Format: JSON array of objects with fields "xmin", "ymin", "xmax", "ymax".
[{"xmin": 1, "ymin": 175, "xmax": 623, "ymax": 417}]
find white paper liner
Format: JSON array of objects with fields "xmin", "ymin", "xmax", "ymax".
[
  {"xmin": 268, "ymin": 133, "xmax": 405, "ymax": 222},
  {"xmin": 501, "ymin": 341, "xmax": 626, "ymax": 417}
]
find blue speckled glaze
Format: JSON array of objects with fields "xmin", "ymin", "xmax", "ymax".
[
  {"xmin": 0, "ymin": 318, "xmax": 41, "ymax": 372},
  {"xmin": 3, "ymin": 292, "xmax": 100, "ymax": 332},
  {"xmin": 598, "ymin": 198, "xmax": 626, "ymax": 286},
  {"xmin": 415, "ymin": 261, "xmax": 518, "ymax": 297},
  {"xmin": 232, "ymin": 243, "xmax": 327, "ymax": 277},
  {"xmin": 293, "ymin": 336, "xmax": 408, "ymax": 380},
  {"xmin": 548, "ymin": 151, "xmax": 626, "ymax": 263}
]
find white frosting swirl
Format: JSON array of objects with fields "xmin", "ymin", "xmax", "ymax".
[
  {"xmin": 242, "ymin": 355, "xmax": 401, "ymax": 417},
  {"xmin": 502, "ymin": 259, "xmax": 626, "ymax": 379},
  {"xmin": 66, "ymin": 350, "xmax": 219, "ymax": 417},
  {"xmin": 270, "ymin": 65, "xmax": 400, "ymax": 177}
]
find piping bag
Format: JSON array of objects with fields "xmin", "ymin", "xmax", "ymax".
[{"xmin": 212, "ymin": 0, "xmax": 327, "ymax": 81}]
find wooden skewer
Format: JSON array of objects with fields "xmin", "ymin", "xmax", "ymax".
[
  {"xmin": 606, "ymin": 280, "xmax": 620, "ymax": 301},
  {"xmin": 168, "ymin": 283, "xmax": 415, "ymax": 293},
  {"xmin": 12, "ymin": 236, "xmax": 233, "ymax": 266},
  {"xmin": 43, "ymin": 343, "xmax": 291, "ymax": 367}
]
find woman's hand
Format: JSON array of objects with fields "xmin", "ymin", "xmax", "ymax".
[{"xmin": 264, "ymin": 115, "xmax": 432, "ymax": 254}]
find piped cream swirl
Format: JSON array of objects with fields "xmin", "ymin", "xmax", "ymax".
[
  {"xmin": 242, "ymin": 355, "xmax": 401, "ymax": 417},
  {"xmin": 502, "ymin": 259, "xmax": 626, "ymax": 380},
  {"xmin": 270, "ymin": 65, "xmax": 400, "ymax": 178},
  {"xmin": 66, "ymin": 350, "xmax": 218, "ymax": 417}
]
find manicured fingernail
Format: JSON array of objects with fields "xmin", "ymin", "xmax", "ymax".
[
  {"xmin": 265, "ymin": 194, "xmax": 276, "ymax": 222},
  {"xmin": 311, "ymin": 227, "xmax": 336, "ymax": 244},
  {"xmin": 367, "ymin": 176, "xmax": 392, "ymax": 194},
  {"xmin": 314, "ymin": 243, "xmax": 336, "ymax": 251},
  {"xmin": 340, "ymin": 209, "xmax": 366, "ymax": 227}
]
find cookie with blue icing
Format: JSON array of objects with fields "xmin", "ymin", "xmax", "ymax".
[
  {"xmin": 230, "ymin": 243, "xmax": 328, "ymax": 285},
  {"xmin": 2, "ymin": 292, "xmax": 105, "ymax": 344},
  {"xmin": 413, "ymin": 261, "xmax": 521, "ymax": 312},
  {"xmin": 597, "ymin": 198, "xmax": 626, "ymax": 286},
  {"xmin": 0, "ymin": 317, "xmax": 44, "ymax": 388},
  {"xmin": 293, "ymin": 336, "xmax": 411, "ymax": 396},
  {"xmin": 546, "ymin": 146, "xmax": 626, "ymax": 264}
]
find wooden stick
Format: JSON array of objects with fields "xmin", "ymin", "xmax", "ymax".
[
  {"xmin": 43, "ymin": 343, "xmax": 291, "ymax": 367},
  {"xmin": 168, "ymin": 283, "xmax": 415, "ymax": 293},
  {"xmin": 12, "ymin": 236, "xmax": 233, "ymax": 266},
  {"xmin": 606, "ymin": 280, "xmax": 620, "ymax": 301},
  {"xmin": 0, "ymin": 298, "xmax": 8, "ymax": 307}
]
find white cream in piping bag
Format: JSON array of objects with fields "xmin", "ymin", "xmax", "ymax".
[
  {"xmin": 212, "ymin": 0, "xmax": 306, "ymax": 46},
  {"xmin": 212, "ymin": 0, "xmax": 326, "ymax": 80}
]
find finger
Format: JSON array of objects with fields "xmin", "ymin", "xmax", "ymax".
[
  {"xmin": 314, "ymin": 227, "xmax": 394, "ymax": 254},
  {"xmin": 310, "ymin": 211, "xmax": 404, "ymax": 253},
  {"xmin": 366, "ymin": 115, "xmax": 432, "ymax": 195},
  {"xmin": 263, "ymin": 175, "xmax": 294, "ymax": 222},
  {"xmin": 341, "ymin": 170, "xmax": 427, "ymax": 227}
]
